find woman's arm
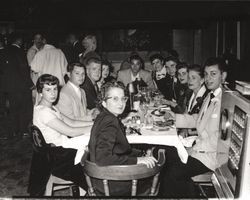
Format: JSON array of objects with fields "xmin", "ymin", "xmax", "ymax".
[
  {"xmin": 46, "ymin": 117, "xmax": 92, "ymax": 137},
  {"xmin": 61, "ymin": 112, "xmax": 93, "ymax": 127}
]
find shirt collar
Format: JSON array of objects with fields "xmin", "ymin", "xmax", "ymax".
[
  {"xmin": 196, "ymin": 85, "xmax": 207, "ymax": 98},
  {"xmin": 131, "ymin": 71, "xmax": 140, "ymax": 82},
  {"xmin": 211, "ymin": 87, "xmax": 222, "ymax": 98}
]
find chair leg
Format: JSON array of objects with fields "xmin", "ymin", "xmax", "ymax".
[{"xmin": 45, "ymin": 176, "xmax": 53, "ymax": 196}]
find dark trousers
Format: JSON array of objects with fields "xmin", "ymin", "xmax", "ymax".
[
  {"xmin": 28, "ymin": 147, "xmax": 87, "ymax": 196},
  {"xmin": 154, "ymin": 146, "xmax": 211, "ymax": 198},
  {"xmin": 8, "ymin": 91, "xmax": 33, "ymax": 135}
]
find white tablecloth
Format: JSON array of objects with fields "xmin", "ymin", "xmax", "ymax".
[
  {"xmin": 127, "ymin": 127, "xmax": 188, "ymax": 164},
  {"xmin": 61, "ymin": 126, "xmax": 188, "ymax": 165}
]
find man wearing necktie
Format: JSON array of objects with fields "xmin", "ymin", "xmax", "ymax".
[
  {"xmin": 160, "ymin": 57, "xmax": 227, "ymax": 198},
  {"xmin": 150, "ymin": 53, "xmax": 177, "ymax": 100},
  {"xmin": 57, "ymin": 62, "xmax": 99, "ymax": 121},
  {"xmin": 81, "ymin": 57, "xmax": 102, "ymax": 110},
  {"xmin": 165, "ymin": 56, "xmax": 179, "ymax": 101}
]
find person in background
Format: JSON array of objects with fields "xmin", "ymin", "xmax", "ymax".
[
  {"xmin": 27, "ymin": 33, "xmax": 44, "ymax": 66},
  {"xmin": 30, "ymin": 37, "xmax": 68, "ymax": 86},
  {"xmin": 160, "ymin": 57, "xmax": 227, "ymax": 198},
  {"xmin": 117, "ymin": 53, "xmax": 155, "ymax": 91},
  {"xmin": 79, "ymin": 34, "xmax": 97, "ymax": 63},
  {"xmin": 97, "ymin": 59, "xmax": 115, "ymax": 90},
  {"xmin": 164, "ymin": 56, "xmax": 179, "ymax": 101},
  {"xmin": 61, "ymin": 33, "xmax": 83, "ymax": 64},
  {"xmin": 88, "ymin": 80, "xmax": 157, "ymax": 196},
  {"xmin": 29, "ymin": 74, "xmax": 92, "ymax": 196},
  {"xmin": 57, "ymin": 62, "xmax": 99, "ymax": 122},
  {"xmin": 166, "ymin": 62, "xmax": 192, "ymax": 114},
  {"xmin": 150, "ymin": 53, "xmax": 173, "ymax": 99},
  {"xmin": 81, "ymin": 57, "xmax": 102, "ymax": 110},
  {"xmin": 2, "ymin": 32, "xmax": 34, "ymax": 138}
]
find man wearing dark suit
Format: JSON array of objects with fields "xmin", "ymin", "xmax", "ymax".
[
  {"xmin": 2, "ymin": 33, "xmax": 34, "ymax": 138},
  {"xmin": 80, "ymin": 57, "xmax": 101, "ymax": 110},
  {"xmin": 61, "ymin": 33, "xmax": 83, "ymax": 64},
  {"xmin": 150, "ymin": 53, "xmax": 176, "ymax": 100}
]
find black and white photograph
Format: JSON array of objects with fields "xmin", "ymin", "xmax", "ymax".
[{"xmin": 1, "ymin": 0, "xmax": 250, "ymax": 199}]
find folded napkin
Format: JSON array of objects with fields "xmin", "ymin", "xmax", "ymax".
[{"xmin": 179, "ymin": 135, "xmax": 197, "ymax": 148}]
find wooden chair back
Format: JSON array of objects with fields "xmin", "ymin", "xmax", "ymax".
[
  {"xmin": 30, "ymin": 125, "xmax": 49, "ymax": 153},
  {"xmin": 82, "ymin": 149, "xmax": 165, "ymax": 196}
]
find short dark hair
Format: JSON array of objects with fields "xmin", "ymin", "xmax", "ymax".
[
  {"xmin": 36, "ymin": 74, "xmax": 59, "ymax": 93},
  {"xmin": 164, "ymin": 56, "xmax": 179, "ymax": 65},
  {"xmin": 176, "ymin": 62, "xmax": 189, "ymax": 72},
  {"xmin": 203, "ymin": 57, "xmax": 227, "ymax": 73},
  {"xmin": 150, "ymin": 53, "xmax": 164, "ymax": 63},
  {"xmin": 100, "ymin": 80, "xmax": 127, "ymax": 101},
  {"xmin": 101, "ymin": 59, "xmax": 113, "ymax": 73},
  {"xmin": 67, "ymin": 62, "xmax": 85, "ymax": 73},
  {"xmin": 188, "ymin": 64, "xmax": 204, "ymax": 78},
  {"xmin": 129, "ymin": 54, "xmax": 143, "ymax": 64}
]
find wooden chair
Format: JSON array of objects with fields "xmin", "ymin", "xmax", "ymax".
[
  {"xmin": 82, "ymin": 149, "xmax": 166, "ymax": 196},
  {"xmin": 30, "ymin": 125, "xmax": 76, "ymax": 196},
  {"xmin": 192, "ymin": 171, "xmax": 213, "ymax": 198}
]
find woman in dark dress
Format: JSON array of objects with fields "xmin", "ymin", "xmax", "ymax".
[{"xmin": 88, "ymin": 80, "xmax": 157, "ymax": 196}]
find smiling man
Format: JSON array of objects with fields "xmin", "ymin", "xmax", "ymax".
[
  {"xmin": 81, "ymin": 57, "xmax": 102, "ymax": 110},
  {"xmin": 57, "ymin": 62, "xmax": 99, "ymax": 121},
  {"xmin": 117, "ymin": 54, "xmax": 155, "ymax": 90},
  {"xmin": 160, "ymin": 57, "xmax": 227, "ymax": 198}
]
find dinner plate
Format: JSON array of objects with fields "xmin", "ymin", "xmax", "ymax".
[{"xmin": 151, "ymin": 109, "xmax": 166, "ymax": 116}]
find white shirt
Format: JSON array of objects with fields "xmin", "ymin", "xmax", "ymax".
[
  {"xmin": 30, "ymin": 44, "xmax": 68, "ymax": 86},
  {"xmin": 68, "ymin": 81, "xmax": 81, "ymax": 100},
  {"xmin": 131, "ymin": 72, "xmax": 140, "ymax": 82},
  {"xmin": 202, "ymin": 87, "xmax": 222, "ymax": 114},
  {"xmin": 27, "ymin": 45, "xmax": 39, "ymax": 65},
  {"xmin": 33, "ymin": 105, "xmax": 69, "ymax": 147}
]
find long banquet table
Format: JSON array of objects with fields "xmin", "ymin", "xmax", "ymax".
[{"xmin": 62, "ymin": 124, "xmax": 188, "ymax": 165}]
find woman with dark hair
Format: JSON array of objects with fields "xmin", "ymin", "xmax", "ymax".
[
  {"xmin": 88, "ymin": 80, "xmax": 157, "ymax": 196},
  {"xmin": 166, "ymin": 62, "xmax": 192, "ymax": 114},
  {"xmin": 97, "ymin": 59, "xmax": 115, "ymax": 89},
  {"xmin": 30, "ymin": 74, "xmax": 92, "ymax": 196}
]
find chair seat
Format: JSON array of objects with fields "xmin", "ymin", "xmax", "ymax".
[
  {"xmin": 192, "ymin": 171, "xmax": 213, "ymax": 182},
  {"xmin": 45, "ymin": 174, "xmax": 74, "ymax": 196}
]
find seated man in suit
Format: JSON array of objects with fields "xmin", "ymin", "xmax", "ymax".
[
  {"xmin": 57, "ymin": 62, "xmax": 99, "ymax": 121},
  {"xmin": 163, "ymin": 56, "xmax": 180, "ymax": 101},
  {"xmin": 117, "ymin": 54, "xmax": 155, "ymax": 91},
  {"xmin": 80, "ymin": 57, "xmax": 102, "ymax": 110},
  {"xmin": 150, "ymin": 53, "xmax": 175, "ymax": 100},
  {"xmin": 160, "ymin": 57, "xmax": 227, "ymax": 198}
]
